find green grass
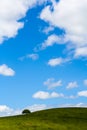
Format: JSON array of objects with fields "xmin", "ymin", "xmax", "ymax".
[{"xmin": 0, "ymin": 108, "xmax": 87, "ymax": 130}]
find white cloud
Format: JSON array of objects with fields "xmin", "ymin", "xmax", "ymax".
[
  {"xmin": 0, "ymin": 105, "xmax": 21, "ymax": 117},
  {"xmin": 27, "ymin": 54, "xmax": 39, "ymax": 60},
  {"xmin": 19, "ymin": 53, "xmax": 39, "ymax": 61},
  {"xmin": 84, "ymin": 79, "xmax": 87, "ymax": 86},
  {"xmin": 40, "ymin": 0, "xmax": 87, "ymax": 57},
  {"xmin": 33, "ymin": 91, "xmax": 64, "ymax": 99},
  {"xmin": 48, "ymin": 57, "xmax": 70, "ymax": 66},
  {"xmin": 26, "ymin": 104, "xmax": 47, "ymax": 112},
  {"xmin": 74, "ymin": 47, "xmax": 87, "ymax": 58},
  {"xmin": 0, "ymin": 103, "xmax": 53, "ymax": 117},
  {"xmin": 33, "ymin": 91, "xmax": 50, "ymax": 99},
  {"xmin": 0, "ymin": 104, "xmax": 48, "ymax": 117},
  {"xmin": 59, "ymin": 103, "xmax": 87, "ymax": 108},
  {"xmin": 0, "ymin": 105, "xmax": 13, "ymax": 117},
  {"xmin": 0, "ymin": 64, "xmax": 15, "ymax": 76},
  {"xmin": 78, "ymin": 90, "xmax": 87, "ymax": 97},
  {"xmin": 44, "ymin": 78, "xmax": 62, "ymax": 89},
  {"xmin": 1, "ymin": 102, "xmax": 87, "ymax": 117},
  {"xmin": 0, "ymin": 0, "xmax": 28, "ymax": 43},
  {"xmin": 0, "ymin": 105, "xmax": 12, "ymax": 112},
  {"xmin": 75, "ymin": 103, "xmax": 87, "ymax": 107},
  {"xmin": 35, "ymin": 34, "xmax": 65, "ymax": 51},
  {"xmin": 66, "ymin": 81, "xmax": 78, "ymax": 89},
  {"xmin": 0, "ymin": 0, "xmax": 47, "ymax": 44}
]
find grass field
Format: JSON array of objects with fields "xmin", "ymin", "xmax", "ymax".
[{"xmin": 0, "ymin": 108, "xmax": 87, "ymax": 130}]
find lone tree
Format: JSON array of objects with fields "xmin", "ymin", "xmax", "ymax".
[{"xmin": 22, "ymin": 109, "xmax": 31, "ymax": 115}]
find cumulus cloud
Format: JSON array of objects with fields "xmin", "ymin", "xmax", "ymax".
[
  {"xmin": 66, "ymin": 81, "xmax": 78, "ymax": 89},
  {"xmin": 33, "ymin": 91, "xmax": 64, "ymax": 99},
  {"xmin": 78, "ymin": 90, "xmax": 87, "ymax": 97},
  {"xmin": 40, "ymin": 0, "xmax": 87, "ymax": 57},
  {"xmin": 0, "ymin": 64, "xmax": 15, "ymax": 76},
  {"xmin": 48, "ymin": 57, "xmax": 70, "ymax": 66},
  {"xmin": 44, "ymin": 78, "xmax": 62, "ymax": 89},
  {"xmin": 0, "ymin": 0, "xmax": 47, "ymax": 44}
]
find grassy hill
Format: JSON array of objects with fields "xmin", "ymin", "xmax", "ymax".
[{"xmin": 0, "ymin": 107, "xmax": 87, "ymax": 130}]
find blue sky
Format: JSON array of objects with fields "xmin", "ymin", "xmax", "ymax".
[{"xmin": 0, "ymin": 0, "xmax": 87, "ymax": 116}]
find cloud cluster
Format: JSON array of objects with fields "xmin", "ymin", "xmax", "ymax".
[
  {"xmin": 0, "ymin": 104, "xmax": 48, "ymax": 117},
  {"xmin": 33, "ymin": 91, "xmax": 64, "ymax": 99},
  {"xmin": 0, "ymin": 64, "xmax": 15, "ymax": 76},
  {"xmin": 33, "ymin": 79, "xmax": 87, "ymax": 100},
  {"xmin": 40, "ymin": 0, "xmax": 87, "ymax": 57},
  {"xmin": 33, "ymin": 89, "xmax": 87, "ymax": 100},
  {"xmin": 1, "ymin": 102, "xmax": 87, "ymax": 117}
]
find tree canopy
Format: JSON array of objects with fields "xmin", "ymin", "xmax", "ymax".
[{"xmin": 22, "ymin": 109, "xmax": 31, "ymax": 114}]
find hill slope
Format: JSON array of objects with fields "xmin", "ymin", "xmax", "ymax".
[{"xmin": 0, "ymin": 108, "xmax": 87, "ymax": 130}]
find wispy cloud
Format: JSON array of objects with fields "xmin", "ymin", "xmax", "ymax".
[
  {"xmin": 42, "ymin": 26, "xmax": 54, "ymax": 34},
  {"xmin": 66, "ymin": 81, "xmax": 78, "ymax": 89},
  {"xmin": 34, "ymin": 34, "xmax": 65, "ymax": 51},
  {"xmin": 44, "ymin": 78, "xmax": 62, "ymax": 89},
  {"xmin": 19, "ymin": 53, "xmax": 39, "ymax": 61},
  {"xmin": 27, "ymin": 54, "xmax": 39, "ymax": 60},
  {"xmin": 59, "ymin": 102, "xmax": 87, "ymax": 108},
  {"xmin": 67, "ymin": 95, "xmax": 77, "ymax": 99},
  {"xmin": 48, "ymin": 57, "xmax": 70, "ymax": 67}
]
